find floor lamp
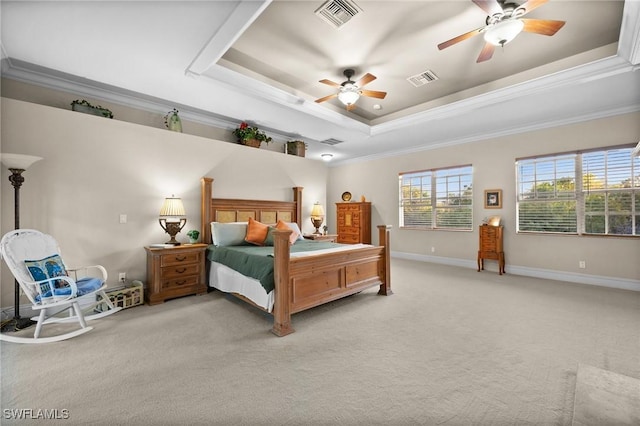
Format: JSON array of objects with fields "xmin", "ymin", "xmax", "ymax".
[{"xmin": 0, "ymin": 153, "xmax": 43, "ymax": 332}]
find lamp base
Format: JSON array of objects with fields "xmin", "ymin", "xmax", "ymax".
[{"xmin": 1, "ymin": 317, "xmax": 36, "ymax": 333}]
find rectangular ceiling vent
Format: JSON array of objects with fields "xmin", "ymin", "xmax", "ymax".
[
  {"xmin": 315, "ymin": 0, "xmax": 362, "ymax": 28},
  {"xmin": 321, "ymin": 138, "xmax": 344, "ymax": 146},
  {"xmin": 407, "ymin": 70, "xmax": 439, "ymax": 87}
]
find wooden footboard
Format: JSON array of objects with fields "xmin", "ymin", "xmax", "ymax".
[
  {"xmin": 272, "ymin": 225, "xmax": 392, "ymax": 336},
  {"xmin": 200, "ymin": 177, "xmax": 392, "ymax": 337}
]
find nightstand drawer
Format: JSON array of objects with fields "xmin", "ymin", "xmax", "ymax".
[
  {"xmin": 161, "ymin": 251, "xmax": 201, "ymax": 267},
  {"xmin": 161, "ymin": 263, "xmax": 200, "ymax": 279},
  {"xmin": 161, "ymin": 275, "xmax": 200, "ymax": 290}
]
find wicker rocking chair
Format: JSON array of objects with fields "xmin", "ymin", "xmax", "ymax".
[{"xmin": 0, "ymin": 229, "xmax": 122, "ymax": 343}]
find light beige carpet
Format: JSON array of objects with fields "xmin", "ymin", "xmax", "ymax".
[
  {"xmin": 572, "ymin": 364, "xmax": 640, "ymax": 426},
  {"xmin": 2, "ymin": 259, "xmax": 639, "ymax": 425}
]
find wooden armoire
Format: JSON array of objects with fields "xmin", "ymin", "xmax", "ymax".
[{"xmin": 336, "ymin": 202, "xmax": 371, "ymax": 244}]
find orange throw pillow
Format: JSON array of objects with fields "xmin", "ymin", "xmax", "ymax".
[
  {"xmin": 245, "ymin": 217, "xmax": 269, "ymax": 246},
  {"xmin": 276, "ymin": 220, "xmax": 299, "ymax": 245}
]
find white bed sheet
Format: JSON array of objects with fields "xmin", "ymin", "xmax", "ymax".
[
  {"xmin": 209, "ymin": 261, "xmax": 275, "ymax": 312},
  {"xmin": 208, "ymin": 243, "xmax": 372, "ymax": 313}
]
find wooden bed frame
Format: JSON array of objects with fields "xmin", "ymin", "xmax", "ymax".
[{"xmin": 200, "ymin": 177, "xmax": 392, "ymax": 336}]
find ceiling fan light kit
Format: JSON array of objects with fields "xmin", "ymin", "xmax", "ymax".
[
  {"xmin": 338, "ymin": 84, "xmax": 360, "ymax": 107},
  {"xmin": 484, "ymin": 19, "xmax": 524, "ymax": 46}
]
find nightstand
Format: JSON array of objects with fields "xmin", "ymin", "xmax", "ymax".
[
  {"xmin": 144, "ymin": 244, "xmax": 208, "ymax": 305},
  {"xmin": 303, "ymin": 234, "xmax": 339, "ymax": 242}
]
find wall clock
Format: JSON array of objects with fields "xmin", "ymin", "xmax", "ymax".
[{"xmin": 341, "ymin": 191, "xmax": 352, "ymax": 202}]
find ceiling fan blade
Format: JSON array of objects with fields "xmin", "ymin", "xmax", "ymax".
[
  {"xmin": 355, "ymin": 73, "xmax": 376, "ymax": 88},
  {"xmin": 314, "ymin": 93, "xmax": 338, "ymax": 103},
  {"xmin": 438, "ymin": 27, "xmax": 484, "ymax": 50},
  {"xmin": 360, "ymin": 89, "xmax": 387, "ymax": 99},
  {"xmin": 472, "ymin": 0, "xmax": 503, "ymax": 17},
  {"xmin": 521, "ymin": 18, "xmax": 566, "ymax": 36},
  {"xmin": 476, "ymin": 42, "xmax": 495, "ymax": 63},
  {"xmin": 319, "ymin": 79, "xmax": 341, "ymax": 88},
  {"xmin": 346, "ymin": 103, "xmax": 357, "ymax": 111},
  {"xmin": 517, "ymin": 0, "xmax": 549, "ymax": 17}
]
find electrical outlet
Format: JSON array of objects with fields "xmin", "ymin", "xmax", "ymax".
[
  {"xmin": 431, "ymin": 247, "xmax": 435, "ymax": 253},
  {"xmin": 579, "ymin": 261, "xmax": 586, "ymax": 269},
  {"xmin": 119, "ymin": 214, "xmax": 127, "ymax": 224},
  {"xmin": 119, "ymin": 272, "xmax": 126, "ymax": 282}
]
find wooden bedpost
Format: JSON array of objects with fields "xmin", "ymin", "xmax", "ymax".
[
  {"xmin": 292, "ymin": 186, "xmax": 303, "ymax": 230},
  {"xmin": 378, "ymin": 225, "xmax": 393, "ymax": 296},
  {"xmin": 201, "ymin": 178, "xmax": 213, "ymax": 244},
  {"xmin": 271, "ymin": 229, "xmax": 294, "ymax": 336}
]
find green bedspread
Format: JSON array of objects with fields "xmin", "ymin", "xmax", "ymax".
[{"xmin": 207, "ymin": 240, "xmax": 342, "ymax": 292}]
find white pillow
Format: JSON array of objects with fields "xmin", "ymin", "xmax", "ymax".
[
  {"xmin": 210, "ymin": 222, "xmax": 247, "ymax": 246},
  {"xmin": 285, "ymin": 222, "xmax": 305, "ymax": 241}
]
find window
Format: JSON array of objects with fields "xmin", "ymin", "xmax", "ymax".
[
  {"xmin": 516, "ymin": 146, "xmax": 639, "ymax": 236},
  {"xmin": 399, "ymin": 165, "xmax": 473, "ymax": 230}
]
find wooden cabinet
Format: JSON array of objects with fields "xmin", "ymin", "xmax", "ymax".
[
  {"xmin": 336, "ymin": 202, "xmax": 371, "ymax": 244},
  {"xmin": 477, "ymin": 225, "xmax": 505, "ymax": 275},
  {"xmin": 144, "ymin": 244, "xmax": 208, "ymax": 305}
]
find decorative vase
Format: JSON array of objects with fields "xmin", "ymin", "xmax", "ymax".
[
  {"xmin": 241, "ymin": 138, "xmax": 261, "ymax": 148},
  {"xmin": 189, "ymin": 238, "xmax": 198, "ymax": 244},
  {"xmin": 164, "ymin": 109, "xmax": 182, "ymax": 132}
]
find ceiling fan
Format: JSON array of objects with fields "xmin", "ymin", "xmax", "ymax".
[
  {"xmin": 315, "ymin": 69, "xmax": 387, "ymax": 111},
  {"xmin": 437, "ymin": 0, "xmax": 566, "ymax": 63}
]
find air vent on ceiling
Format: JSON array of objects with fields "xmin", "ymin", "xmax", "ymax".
[
  {"xmin": 315, "ymin": 0, "xmax": 362, "ymax": 28},
  {"xmin": 407, "ymin": 70, "xmax": 439, "ymax": 87},
  {"xmin": 321, "ymin": 138, "xmax": 344, "ymax": 146}
]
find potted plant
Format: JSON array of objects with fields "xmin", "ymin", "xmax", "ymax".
[
  {"xmin": 186, "ymin": 229, "xmax": 200, "ymax": 244},
  {"xmin": 71, "ymin": 99, "xmax": 113, "ymax": 119},
  {"xmin": 164, "ymin": 108, "xmax": 182, "ymax": 132},
  {"xmin": 233, "ymin": 122, "xmax": 272, "ymax": 148}
]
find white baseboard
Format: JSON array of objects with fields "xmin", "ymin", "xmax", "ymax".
[{"xmin": 391, "ymin": 251, "xmax": 640, "ymax": 292}]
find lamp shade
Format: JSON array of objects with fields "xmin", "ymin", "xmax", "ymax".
[
  {"xmin": 159, "ymin": 196, "xmax": 186, "ymax": 218},
  {"xmin": 310, "ymin": 202, "xmax": 325, "ymax": 218},
  {"xmin": 338, "ymin": 84, "xmax": 360, "ymax": 106},
  {"xmin": 0, "ymin": 153, "xmax": 43, "ymax": 170},
  {"xmin": 483, "ymin": 19, "xmax": 524, "ymax": 46}
]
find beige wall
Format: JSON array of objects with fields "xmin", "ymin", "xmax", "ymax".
[
  {"xmin": 2, "ymin": 96, "xmax": 639, "ymax": 310},
  {"xmin": 328, "ymin": 112, "xmax": 640, "ymax": 284},
  {"xmin": 1, "ymin": 98, "xmax": 328, "ymax": 308}
]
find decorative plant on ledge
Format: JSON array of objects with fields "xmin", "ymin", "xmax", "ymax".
[
  {"xmin": 233, "ymin": 122, "xmax": 272, "ymax": 148},
  {"xmin": 71, "ymin": 99, "xmax": 113, "ymax": 119}
]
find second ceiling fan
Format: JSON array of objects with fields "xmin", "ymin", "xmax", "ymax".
[
  {"xmin": 438, "ymin": 0, "xmax": 566, "ymax": 63},
  {"xmin": 315, "ymin": 69, "xmax": 387, "ymax": 111}
]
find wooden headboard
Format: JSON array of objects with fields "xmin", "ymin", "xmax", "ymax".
[{"xmin": 200, "ymin": 177, "xmax": 303, "ymax": 244}]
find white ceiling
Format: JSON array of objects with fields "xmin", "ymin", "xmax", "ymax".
[{"xmin": 1, "ymin": 0, "xmax": 639, "ymax": 164}]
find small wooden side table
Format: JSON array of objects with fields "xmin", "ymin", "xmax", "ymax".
[
  {"xmin": 303, "ymin": 233, "xmax": 339, "ymax": 242},
  {"xmin": 477, "ymin": 225, "xmax": 505, "ymax": 275},
  {"xmin": 144, "ymin": 244, "xmax": 208, "ymax": 305}
]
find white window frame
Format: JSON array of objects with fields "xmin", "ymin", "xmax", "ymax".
[
  {"xmin": 399, "ymin": 165, "xmax": 473, "ymax": 231},
  {"xmin": 516, "ymin": 145, "xmax": 639, "ymax": 236}
]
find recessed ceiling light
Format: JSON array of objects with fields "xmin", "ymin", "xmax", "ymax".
[
  {"xmin": 321, "ymin": 153, "xmax": 334, "ymax": 162},
  {"xmin": 373, "ymin": 104, "xmax": 382, "ymax": 110}
]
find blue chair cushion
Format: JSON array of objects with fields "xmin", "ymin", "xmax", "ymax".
[{"xmin": 35, "ymin": 277, "xmax": 103, "ymax": 302}]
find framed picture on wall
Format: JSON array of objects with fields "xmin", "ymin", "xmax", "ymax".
[{"xmin": 484, "ymin": 189, "xmax": 502, "ymax": 209}]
